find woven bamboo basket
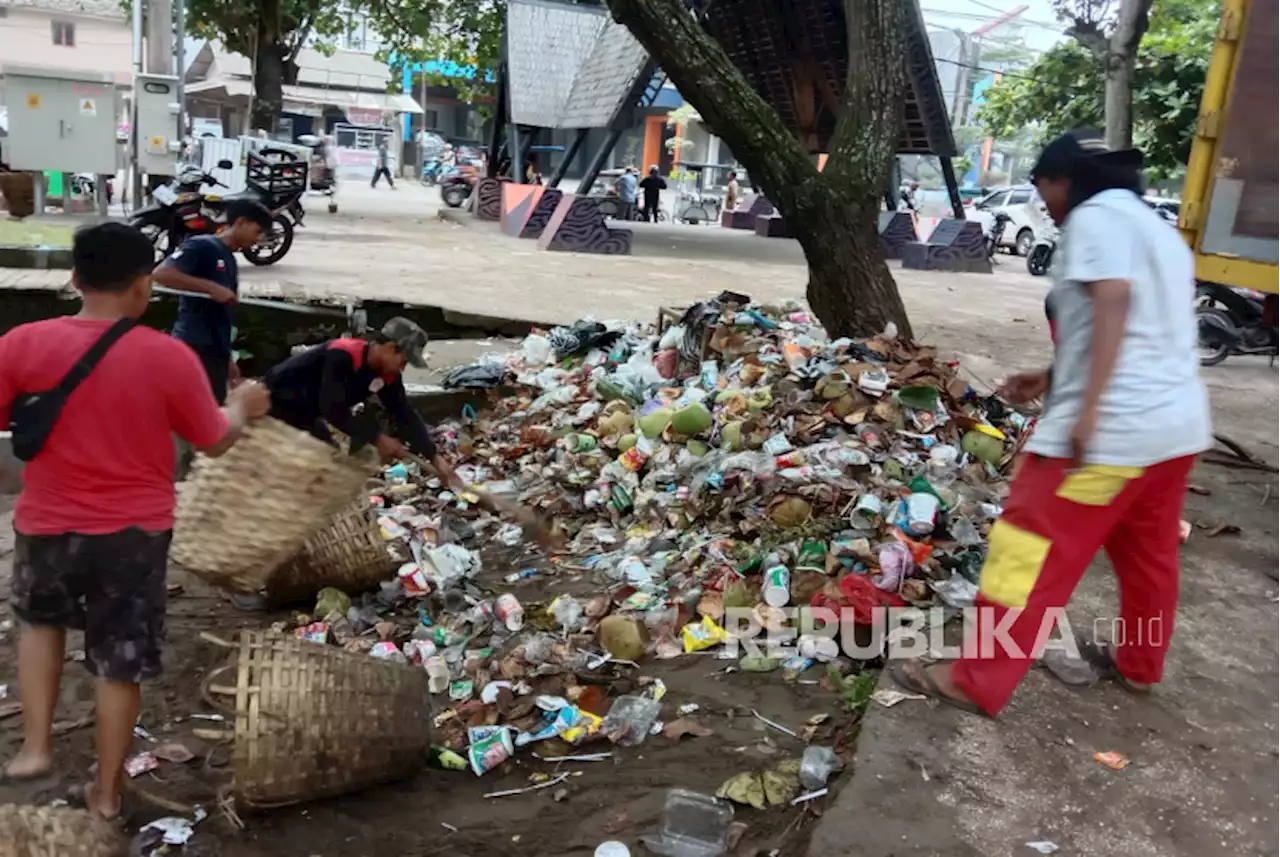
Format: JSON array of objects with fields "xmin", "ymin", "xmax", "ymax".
[
  {"xmin": 266, "ymin": 497, "xmax": 400, "ymax": 605},
  {"xmin": 0, "ymin": 173, "xmax": 37, "ymax": 219},
  {"xmin": 171, "ymin": 418, "xmax": 377, "ymax": 593},
  {"xmin": 0, "ymin": 804, "xmax": 126, "ymax": 857},
  {"xmin": 202, "ymin": 631, "xmax": 432, "ymax": 810}
]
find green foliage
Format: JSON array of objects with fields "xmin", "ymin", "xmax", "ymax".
[
  {"xmin": 976, "ymin": 0, "xmax": 1216, "ymax": 177},
  {"xmin": 184, "ymin": 0, "xmax": 347, "ymax": 64},
  {"xmin": 828, "ymin": 665, "xmax": 878, "ymax": 713},
  {"xmin": 372, "ymin": 0, "xmax": 504, "ymax": 107}
]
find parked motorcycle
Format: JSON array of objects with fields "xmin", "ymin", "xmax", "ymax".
[
  {"xmin": 129, "ymin": 153, "xmax": 303, "ymax": 266},
  {"xmin": 71, "ymin": 173, "xmax": 114, "ymax": 204},
  {"xmin": 440, "ymin": 166, "xmax": 477, "ymax": 208},
  {"xmin": 1026, "ymin": 227, "xmax": 1058, "ymax": 276},
  {"xmin": 1196, "ymin": 282, "xmax": 1278, "ymax": 366},
  {"xmin": 298, "ymin": 134, "xmax": 338, "ymax": 214},
  {"xmin": 420, "ymin": 157, "xmax": 445, "ymax": 186},
  {"xmin": 986, "ymin": 212, "xmax": 1013, "ymax": 261}
]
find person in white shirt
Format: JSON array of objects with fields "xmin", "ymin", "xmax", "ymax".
[{"xmin": 892, "ymin": 129, "xmax": 1211, "ymax": 717}]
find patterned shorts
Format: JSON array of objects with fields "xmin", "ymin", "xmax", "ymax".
[{"xmin": 11, "ymin": 528, "xmax": 171, "ymax": 683}]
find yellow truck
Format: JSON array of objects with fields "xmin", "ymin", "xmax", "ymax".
[{"xmin": 1180, "ymin": 0, "xmax": 1278, "ymax": 363}]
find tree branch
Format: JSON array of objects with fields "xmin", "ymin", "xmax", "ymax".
[{"xmin": 604, "ymin": 0, "xmax": 818, "ymax": 209}]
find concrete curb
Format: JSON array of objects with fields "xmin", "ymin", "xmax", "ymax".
[
  {"xmin": 0, "ymin": 245, "xmax": 73, "ymax": 270},
  {"xmin": 436, "ymin": 207, "xmax": 472, "ymax": 227}
]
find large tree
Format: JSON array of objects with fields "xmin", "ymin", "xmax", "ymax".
[
  {"xmin": 185, "ymin": 0, "xmax": 351, "ymax": 131},
  {"xmin": 1052, "ymin": 0, "xmax": 1155, "ymax": 149},
  {"xmin": 605, "ymin": 0, "xmax": 913, "ymax": 338},
  {"xmin": 978, "ymin": 0, "xmax": 1215, "ymax": 178}
]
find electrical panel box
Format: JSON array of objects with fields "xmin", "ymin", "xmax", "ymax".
[
  {"xmin": 1, "ymin": 65, "xmax": 119, "ymax": 174},
  {"xmin": 134, "ymin": 73, "xmax": 182, "ymax": 176}
]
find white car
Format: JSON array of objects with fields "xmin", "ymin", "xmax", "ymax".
[{"xmin": 972, "ymin": 185, "xmax": 1053, "ymax": 256}]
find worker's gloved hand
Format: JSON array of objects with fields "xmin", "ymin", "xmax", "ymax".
[
  {"xmin": 375, "ymin": 434, "xmax": 408, "ymax": 460},
  {"xmin": 228, "ymin": 381, "xmax": 271, "ymax": 419}
]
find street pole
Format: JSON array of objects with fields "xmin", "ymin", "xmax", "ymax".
[
  {"xmin": 175, "ymin": 0, "xmax": 186, "ymax": 153},
  {"xmin": 145, "ymin": 0, "xmax": 174, "ymax": 75},
  {"xmin": 130, "ymin": 0, "xmax": 144, "ymax": 209},
  {"xmin": 419, "ymin": 64, "xmax": 429, "ymax": 178}
]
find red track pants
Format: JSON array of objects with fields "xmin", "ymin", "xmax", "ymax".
[{"xmin": 952, "ymin": 454, "xmax": 1195, "ymax": 716}]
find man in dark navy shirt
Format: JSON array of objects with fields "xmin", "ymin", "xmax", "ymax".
[
  {"xmin": 263, "ymin": 316, "xmax": 459, "ymax": 487},
  {"xmin": 152, "ymin": 199, "xmax": 273, "ymax": 403}
]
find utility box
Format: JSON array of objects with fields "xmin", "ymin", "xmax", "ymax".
[
  {"xmin": 1, "ymin": 65, "xmax": 119, "ymax": 174},
  {"xmin": 135, "ymin": 73, "xmax": 182, "ymax": 176}
]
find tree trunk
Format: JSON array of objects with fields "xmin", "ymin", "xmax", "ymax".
[
  {"xmin": 604, "ymin": 0, "xmax": 912, "ymax": 339},
  {"xmin": 799, "ymin": 190, "xmax": 911, "ymax": 338},
  {"xmin": 1103, "ymin": 0, "xmax": 1152, "ymax": 150},
  {"xmin": 250, "ymin": 0, "xmax": 285, "ymax": 134}
]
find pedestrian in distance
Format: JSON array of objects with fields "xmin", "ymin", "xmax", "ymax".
[
  {"xmin": 639, "ymin": 165, "xmax": 667, "ymax": 222},
  {"xmin": 151, "ymin": 198, "xmax": 274, "ymax": 404},
  {"xmin": 890, "ymin": 129, "xmax": 1212, "ymax": 717},
  {"xmin": 0, "ymin": 223, "xmax": 271, "ymax": 821},
  {"xmin": 724, "ymin": 170, "xmax": 740, "ymax": 212},
  {"xmin": 371, "ymin": 139, "xmax": 396, "ymax": 189},
  {"xmin": 616, "ymin": 165, "xmax": 639, "ymax": 220}
]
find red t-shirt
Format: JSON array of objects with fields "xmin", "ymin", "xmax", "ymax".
[{"xmin": 0, "ymin": 317, "xmax": 229, "ymax": 535}]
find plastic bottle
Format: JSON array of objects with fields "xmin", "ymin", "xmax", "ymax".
[{"xmin": 799, "ymin": 745, "xmax": 843, "ymax": 789}]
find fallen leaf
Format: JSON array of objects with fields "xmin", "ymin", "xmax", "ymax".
[
  {"xmin": 805, "ymin": 713, "xmax": 830, "ymax": 726},
  {"xmin": 1186, "ymin": 484, "xmax": 1212, "ymax": 496},
  {"xmin": 602, "ymin": 809, "xmax": 632, "ymax": 834},
  {"xmin": 154, "ymin": 742, "xmax": 196, "ymax": 764},
  {"xmin": 663, "ymin": 718, "xmax": 713, "ymax": 740},
  {"xmin": 1093, "ymin": 750, "xmax": 1130, "ymax": 770}
]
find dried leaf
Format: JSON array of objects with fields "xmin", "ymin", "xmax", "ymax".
[
  {"xmin": 153, "ymin": 742, "xmax": 196, "ymax": 764},
  {"xmin": 663, "ymin": 718, "xmax": 713, "ymax": 740}
]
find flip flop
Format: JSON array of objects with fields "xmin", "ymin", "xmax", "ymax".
[
  {"xmin": 1076, "ymin": 639, "xmax": 1152, "ymax": 694},
  {"xmin": 889, "ymin": 660, "xmax": 989, "ymax": 717},
  {"xmin": 65, "ymin": 782, "xmax": 135, "ymax": 828}
]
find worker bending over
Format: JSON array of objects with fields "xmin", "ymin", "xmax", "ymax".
[{"xmin": 263, "ymin": 316, "xmax": 459, "ymax": 486}]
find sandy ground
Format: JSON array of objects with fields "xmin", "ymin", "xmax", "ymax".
[{"xmin": 0, "ymin": 183, "xmax": 1275, "ymax": 856}]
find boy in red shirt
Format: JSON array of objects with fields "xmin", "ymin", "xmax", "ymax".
[{"xmin": 0, "ymin": 223, "xmax": 270, "ymax": 820}]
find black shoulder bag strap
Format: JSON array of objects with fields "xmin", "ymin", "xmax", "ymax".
[
  {"xmin": 54, "ymin": 317, "xmax": 137, "ymax": 397},
  {"xmin": 9, "ymin": 318, "xmax": 137, "ymax": 461}
]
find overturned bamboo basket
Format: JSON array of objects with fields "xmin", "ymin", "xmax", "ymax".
[
  {"xmin": 171, "ymin": 418, "xmax": 377, "ymax": 593},
  {"xmin": 202, "ymin": 631, "xmax": 432, "ymax": 810},
  {"xmin": 266, "ymin": 497, "xmax": 402, "ymax": 605},
  {"xmin": 0, "ymin": 804, "xmax": 126, "ymax": 857}
]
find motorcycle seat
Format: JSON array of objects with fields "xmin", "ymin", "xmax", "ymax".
[{"xmin": 218, "ymin": 190, "xmax": 260, "ymax": 203}]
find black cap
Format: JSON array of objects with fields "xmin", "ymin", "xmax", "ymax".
[{"xmin": 1029, "ymin": 128, "xmax": 1143, "ymax": 182}]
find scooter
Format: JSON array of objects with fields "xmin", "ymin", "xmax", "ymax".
[
  {"xmin": 1027, "ymin": 227, "xmax": 1058, "ymax": 276},
  {"xmin": 1196, "ymin": 283, "xmax": 1278, "ymax": 366}
]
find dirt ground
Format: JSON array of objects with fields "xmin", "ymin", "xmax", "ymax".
[
  {"xmin": 0, "ymin": 187, "xmax": 1276, "ymax": 855},
  {"xmin": 0, "ymin": 513, "xmax": 858, "ymax": 856}
]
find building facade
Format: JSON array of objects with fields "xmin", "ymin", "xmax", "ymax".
[{"xmin": 0, "ymin": 0, "xmax": 132, "ymax": 86}]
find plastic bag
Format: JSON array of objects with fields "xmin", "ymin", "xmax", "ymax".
[{"xmin": 520, "ymin": 334, "xmax": 553, "ymax": 366}]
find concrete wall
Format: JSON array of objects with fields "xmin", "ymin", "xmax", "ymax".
[{"xmin": 0, "ymin": 6, "xmax": 132, "ymax": 89}]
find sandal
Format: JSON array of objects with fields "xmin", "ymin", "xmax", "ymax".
[
  {"xmin": 65, "ymin": 782, "xmax": 135, "ymax": 828},
  {"xmin": 1077, "ymin": 639, "xmax": 1152, "ymax": 694},
  {"xmin": 889, "ymin": 660, "xmax": 989, "ymax": 717}
]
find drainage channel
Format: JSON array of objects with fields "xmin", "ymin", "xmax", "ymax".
[{"xmin": 0, "ymin": 287, "xmax": 539, "ymax": 380}]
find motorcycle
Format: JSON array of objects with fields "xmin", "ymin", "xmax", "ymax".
[
  {"xmin": 420, "ymin": 157, "xmax": 445, "ymax": 186},
  {"xmin": 129, "ymin": 154, "xmax": 303, "ymax": 266},
  {"xmin": 1196, "ymin": 282, "xmax": 1279, "ymax": 366},
  {"xmin": 985, "ymin": 212, "xmax": 1013, "ymax": 261},
  {"xmin": 71, "ymin": 173, "xmax": 114, "ymax": 204},
  {"xmin": 1026, "ymin": 227, "xmax": 1058, "ymax": 276},
  {"xmin": 297, "ymin": 134, "xmax": 338, "ymax": 214},
  {"xmin": 440, "ymin": 165, "xmax": 477, "ymax": 208}
]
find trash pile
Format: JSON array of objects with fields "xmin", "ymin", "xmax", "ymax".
[{"xmin": 265, "ymin": 293, "xmax": 1030, "ymax": 816}]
